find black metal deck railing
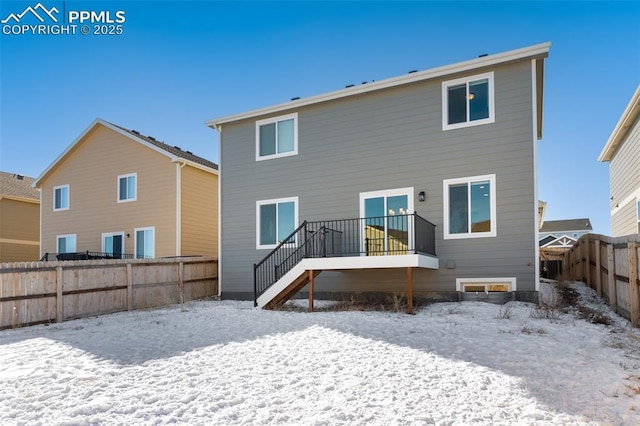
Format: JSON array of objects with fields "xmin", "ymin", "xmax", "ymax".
[
  {"xmin": 253, "ymin": 213, "xmax": 436, "ymax": 305},
  {"xmin": 39, "ymin": 251, "xmax": 137, "ymax": 261}
]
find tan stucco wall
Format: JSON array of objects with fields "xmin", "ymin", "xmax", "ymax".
[
  {"xmin": 0, "ymin": 198, "xmax": 40, "ymax": 262},
  {"xmin": 181, "ymin": 166, "xmax": 218, "ymax": 257},
  {"xmin": 39, "ymin": 125, "xmax": 178, "ymax": 257}
]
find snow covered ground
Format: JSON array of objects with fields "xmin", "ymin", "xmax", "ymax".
[{"xmin": 1, "ymin": 281, "xmax": 639, "ymax": 425}]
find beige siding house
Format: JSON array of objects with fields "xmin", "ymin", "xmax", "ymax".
[
  {"xmin": 33, "ymin": 119, "xmax": 218, "ymax": 260},
  {"xmin": 599, "ymin": 85, "xmax": 640, "ymax": 237},
  {"xmin": 0, "ymin": 172, "xmax": 40, "ymax": 262}
]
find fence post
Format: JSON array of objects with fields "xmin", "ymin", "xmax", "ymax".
[
  {"xmin": 629, "ymin": 243, "xmax": 638, "ymax": 327},
  {"xmin": 563, "ymin": 250, "xmax": 569, "ymax": 281},
  {"xmin": 584, "ymin": 237, "xmax": 591, "ymax": 286},
  {"xmin": 607, "ymin": 243, "xmax": 617, "ymax": 313},
  {"xmin": 56, "ymin": 266, "xmax": 63, "ymax": 323},
  {"xmin": 126, "ymin": 263, "xmax": 133, "ymax": 311},
  {"xmin": 595, "ymin": 238, "xmax": 602, "ymax": 296},
  {"xmin": 178, "ymin": 261, "xmax": 184, "ymax": 304}
]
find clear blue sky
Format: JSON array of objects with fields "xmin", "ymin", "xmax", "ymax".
[{"xmin": 1, "ymin": 1, "xmax": 638, "ymax": 235}]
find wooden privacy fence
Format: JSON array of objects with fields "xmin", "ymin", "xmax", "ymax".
[
  {"xmin": 0, "ymin": 257, "xmax": 218, "ymax": 329},
  {"xmin": 565, "ymin": 234, "xmax": 639, "ymax": 327}
]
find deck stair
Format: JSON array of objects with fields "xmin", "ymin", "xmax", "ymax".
[{"xmin": 253, "ymin": 214, "xmax": 437, "ymax": 309}]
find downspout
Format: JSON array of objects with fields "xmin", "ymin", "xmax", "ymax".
[
  {"xmin": 176, "ymin": 161, "xmax": 187, "ymax": 256},
  {"xmin": 215, "ymin": 124, "xmax": 222, "ymax": 298}
]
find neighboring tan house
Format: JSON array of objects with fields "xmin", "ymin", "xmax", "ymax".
[
  {"xmin": 599, "ymin": 85, "xmax": 640, "ymax": 237},
  {"xmin": 539, "ymin": 218, "xmax": 593, "ymax": 249},
  {"xmin": 207, "ymin": 42, "xmax": 550, "ymax": 307},
  {"xmin": 0, "ymin": 172, "xmax": 40, "ymax": 262},
  {"xmin": 33, "ymin": 119, "xmax": 218, "ymax": 260}
]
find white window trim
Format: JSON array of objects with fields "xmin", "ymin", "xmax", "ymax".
[
  {"xmin": 117, "ymin": 173, "xmax": 137, "ymax": 203},
  {"xmin": 442, "ymin": 71, "xmax": 495, "ymax": 131},
  {"xmin": 255, "ymin": 113, "xmax": 299, "ymax": 161},
  {"xmin": 359, "ymin": 187, "xmax": 415, "ymax": 255},
  {"xmin": 443, "ymin": 174, "xmax": 497, "ymax": 240},
  {"xmin": 256, "ymin": 196, "xmax": 299, "ymax": 250},
  {"xmin": 456, "ymin": 277, "xmax": 516, "ymax": 292},
  {"xmin": 134, "ymin": 226, "xmax": 155, "ymax": 259},
  {"xmin": 53, "ymin": 184, "xmax": 69, "ymax": 211},
  {"xmin": 56, "ymin": 234, "xmax": 77, "ymax": 253},
  {"xmin": 102, "ymin": 231, "xmax": 125, "ymax": 256}
]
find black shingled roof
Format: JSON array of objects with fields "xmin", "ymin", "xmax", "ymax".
[{"xmin": 108, "ymin": 122, "xmax": 218, "ymax": 171}]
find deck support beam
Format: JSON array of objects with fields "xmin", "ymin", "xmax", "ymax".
[
  {"xmin": 407, "ymin": 267, "xmax": 413, "ymax": 314},
  {"xmin": 308, "ymin": 269, "xmax": 314, "ymax": 312}
]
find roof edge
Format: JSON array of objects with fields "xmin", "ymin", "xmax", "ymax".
[
  {"xmin": 598, "ymin": 85, "xmax": 640, "ymax": 162},
  {"xmin": 34, "ymin": 119, "xmax": 217, "ymax": 187},
  {"xmin": 207, "ymin": 42, "xmax": 551, "ymax": 127}
]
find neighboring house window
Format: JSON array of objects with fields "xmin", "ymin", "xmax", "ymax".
[
  {"xmin": 135, "ymin": 227, "xmax": 155, "ymax": 259},
  {"xmin": 637, "ymin": 199, "xmax": 640, "ymax": 233},
  {"xmin": 442, "ymin": 72, "xmax": 495, "ymax": 131},
  {"xmin": 255, "ymin": 113, "xmax": 298, "ymax": 161},
  {"xmin": 53, "ymin": 185, "xmax": 69, "ymax": 211},
  {"xmin": 443, "ymin": 174, "xmax": 497, "ymax": 239},
  {"xmin": 102, "ymin": 232, "xmax": 125, "ymax": 258},
  {"xmin": 57, "ymin": 234, "xmax": 76, "ymax": 253},
  {"xmin": 256, "ymin": 197, "xmax": 298, "ymax": 249},
  {"xmin": 118, "ymin": 173, "xmax": 137, "ymax": 202},
  {"xmin": 456, "ymin": 277, "xmax": 516, "ymax": 292}
]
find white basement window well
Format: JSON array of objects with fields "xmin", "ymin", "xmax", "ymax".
[
  {"xmin": 256, "ymin": 113, "xmax": 298, "ymax": 161},
  {"xmin": 443, "ymin": 174, "xmax": 497, "ymax": 239},
  {"xmin": 442, "ymin": 71, "xmax": 495, "ymax": 131},
  {"xmin": 456, "ymin": 277, "xmax": 516, "ymax": 293},
  {"xmin": 256, "ymin": 197, "xmax": 298, "ymax": 249}
]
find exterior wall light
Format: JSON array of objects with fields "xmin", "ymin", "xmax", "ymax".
[{"xmin": 418, "ymin": 191, "xmax": 426, "ymax": 202}]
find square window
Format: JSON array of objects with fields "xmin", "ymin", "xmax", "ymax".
[
  {"xmin": 256, "ymin": 113, "xmax": 298, "ymax": 161},
  {"xmin": 57, "ymin": 234, "xmax": 76, "ymax": 253},
  {"xmin": 256, "ymin": 197, "xmax": 298, "ymax": 249},
  {"xmin": 442, "ymin": 72, "xmax": 495, "ymax": 131},
  {"xmin": 444, "ymin": 174, "xmax": 496, "ymax": 239},
  {"xmin": 53, "ymin": 185, "xmax": 69, "ymax": 211},
  {"xmin": 118, "ymin": 173, "xmax": 137, "ymax": 202}
]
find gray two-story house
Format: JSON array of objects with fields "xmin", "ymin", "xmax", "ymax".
[{"xmin": 207, "ymin": 43, "xmax": 550, "ymax": 308}]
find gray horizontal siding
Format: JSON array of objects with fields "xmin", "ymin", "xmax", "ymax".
[
  {"xmin": 220, "ymin": 60, "xmax": 537, "ymax": 297},
  {"xmin": 610, "ymin": 114, "xmax": 640, "ymax": 236}
]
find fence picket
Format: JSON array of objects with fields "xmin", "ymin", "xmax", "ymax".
[{"xmin": 0, "ymin": 258, "xmax": 217, "ymax": 329}]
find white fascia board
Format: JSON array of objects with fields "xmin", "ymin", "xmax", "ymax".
[
  {"xmin": 173, "ymin": 158, "xmax": 219, "ymax": 175},
  {"xmin": 207, "ymin": 42, "xmax": 551, "ymax": 127},
  {"xmin": 598, "ymin": 85, "xmax": 640, "ymax": 162}
]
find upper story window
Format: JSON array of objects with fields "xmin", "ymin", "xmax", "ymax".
[
  {"xmin": 256, "ymin": 113, "xmax": 298, "ymax": 161},
  {"xmin": 442, "ymin": 72, "xmax": 495, "ymax": 131},
  {"xmin": 118, "ymin": 173, "xmax": 137, "ymax": 202},
  {"xmin": 443, "ymin": 174, "xmax": 497, "ymax": 239},
  {"xmin": 53, "ymin": 185, "xmax": 69, "ymax": 211},
  {"xmin": 256, "ymin": 197, "xmax": 298, "ymax": 249}
]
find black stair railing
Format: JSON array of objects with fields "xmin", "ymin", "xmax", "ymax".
[{"xmin": 253, "ymin": 213, "xmax": 436, "ymax": 306}]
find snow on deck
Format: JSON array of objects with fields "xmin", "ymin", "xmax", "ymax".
[{"xmin": 1, "ymin": 281, "xmax": 638, "ymax": 425}]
